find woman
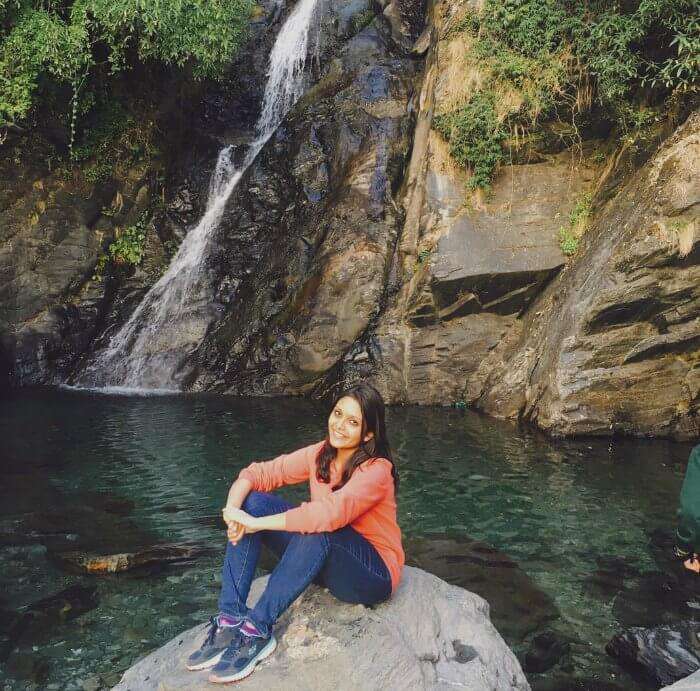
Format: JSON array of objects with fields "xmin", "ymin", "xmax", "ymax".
[{"xmin": 185, "ymin": 383, "xmax": 404, "ymax": 683}]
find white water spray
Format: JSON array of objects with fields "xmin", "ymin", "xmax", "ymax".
[{"xmin": 79, "ymin": 0, "xmax": 321, "ymax": 390}]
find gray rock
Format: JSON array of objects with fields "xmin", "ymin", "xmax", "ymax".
[
  {"xmin": 664, "ymin": 669, "xmax": 700, "ymax": 689},
  {"xmin": 370, "ymin": 1, "xmax": 592, "ymax": 407},
  {"xmin": 112, "ymin": 567, "xmax": 530, "ymax": 691},
  {"xmin": 470, "ymin": 110, "xmax": 700, "ymax": 440},
  {"xmin": 607, "ymin": 621, "xmax": 700, "ymax": 687}
]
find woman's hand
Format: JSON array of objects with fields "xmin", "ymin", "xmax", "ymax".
[
  {"xmin": 226, "ymin": 521, "xmax": 246, "ymax": 545},
  {"xmin": 684, "ymin": 554, "xmax": 700, "ymax": 573},
  {"xmin": 223, "ymin": 507, "xmax": 262, "ymax": 534}
]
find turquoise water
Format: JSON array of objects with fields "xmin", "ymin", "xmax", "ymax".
[{"xmin": 0, "ymin": 388, "xmax": 695, "ymax": 690}]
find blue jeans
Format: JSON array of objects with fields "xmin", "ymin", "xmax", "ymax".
[{"xmin": 218, "ymin": 491, "xmax": 392, "ymax": 636}]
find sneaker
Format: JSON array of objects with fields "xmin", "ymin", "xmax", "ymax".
[
  {"xmin": 186, "ymin": 616, "xmax": 243, "ymax": 671},
  {"xmin": 208, "ymin": 631, "xmax": 277, "ymax": 683}
]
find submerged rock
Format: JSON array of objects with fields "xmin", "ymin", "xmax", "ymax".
[
  {"xmin": 53, "ymin": 542, "xmax": 214, "ymax": 574},
  {"xmin": 405, "ymin": 534, "xmax": 560, "ymax": 641},
  {"xmin": 0, "ymin": 585, "xmax": 98, "ymax": 662},
  {"xmin": 607, "ymin": 621, "xmax": 700, "ymax": 687},
  {"xmin": 113, "ymin": 567, "xmax": 530, "ymax": 690},
  {"xmin": 522, "ymin": 630, "xmax": 571, "ymax": 675}
]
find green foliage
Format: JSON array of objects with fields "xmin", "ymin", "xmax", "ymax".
[
  {"xmin": 0, "ymin": 0, "xmax": 252, "ymax": 133},
  {"xmin": 568, "ymin": 192, "xmax": 593, "ymax": 228},
  {"xmin": 109, "ymin": 218, "xmax": 148, "ymax": 267},
  {"xmin": 83, "ymin": 160, "xmax": 113, "ymax": 184},
  {"xmin": 434, "ymin": 92, "xmax": 507, "ymax": 189},
  {"xmin": 559, "ymin": 227, "xmax": 579, "ymax": 256},
  {"xmin": 71, "ymin": 100, "xmax": 130, "ymax": 161},
  {"xmin": 438, "ymin": 0, "xmax": 700, "ymax": 185},
  {"xmin": 349, "ymin": 8, "xmax": 375, "ymax": 35},
  {"xmin": 466, "ymin": 0, "xmax": 699, "ymax": 116},
  {"xmin": 73, "ymin": 98, "xmax": 158, "ymax": 181},
  {"xmin": 558, "ymin": 191, "xmax": 593, "ymax": 256}
]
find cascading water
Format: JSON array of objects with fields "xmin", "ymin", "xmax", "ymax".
[{"xmin": 77, "ymin": 0, "xmax": 321, "ymax": 391}]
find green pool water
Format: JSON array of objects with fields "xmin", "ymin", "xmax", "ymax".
[{"xmin": 0, "ymin": 388, "xmax": 695, "ymax": 690}]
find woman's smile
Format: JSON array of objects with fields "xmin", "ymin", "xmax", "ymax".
[{"xmin": 327, "ymin": 396, "xmax": 366, "ymax": 450}]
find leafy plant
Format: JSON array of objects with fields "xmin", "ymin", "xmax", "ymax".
[
  {"xmin": 0, "ymin": 0, "xmax": 252, "ymax": 147},
  {"xmin": 434, "ymin": 92, "xmax": 508, "ymax": 189},
  {"xmin": 559, "ymin": 227, "xmax": 579, "ymax": 256},
  {"xmin": 109, "ymin": 220, "xmax": 147, "ymax": 266},
  {"xmin": 83, "ymin": 160, "xmax": 113, "ymax": 184},
  {"xmin": 350, "ymin": 8, "xmax": 375, "ymax": 35},
  {"xmin": 558, "ymin": 191, "xmax": 593, "ymax": 256},
  {"xmin": 437, "ymin": 0, "xmax": 700, "ymax": 183}
]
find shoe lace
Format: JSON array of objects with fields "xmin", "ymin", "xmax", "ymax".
[
  {"xmin": 202, "ymin": 616, "xmax": 220, "ymax": 648},
  {"xmin": 221, "ymin": 630, "xmax": 246, "ymax": 660}
]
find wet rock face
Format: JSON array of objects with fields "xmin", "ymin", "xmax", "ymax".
[
  {"xmin": 191, "ymin": 10, "xmax": 418, "ymax": 394},
  {"xmin": 113, "ymin": 567, "xmax": 531, "ymax": 691},
  {"xmin": 469, "ymin": 111, "xmax": 700, "ymax": 440},
  {"xmin": 0, "ymin": 162, "xmax": 116, "ymax": 386}
]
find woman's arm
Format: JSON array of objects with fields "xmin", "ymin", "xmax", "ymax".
[
  {"xmin": 237, "ymin": 442, "xmax": 318, "ymax": 493},
  {"xmin": 224, "ymin": 507, "xmax": 287, "ymax": 533},
  {"xmin": 225, "ymin": 477, "xmax": 254, "ymax": 511},
  {"xmin": 224, "ymin": 459, "xmax": 392, "ymax": 535},
  {"xmin": 223, "ymin": 477, "xmax": 254, "ymax": 544}
]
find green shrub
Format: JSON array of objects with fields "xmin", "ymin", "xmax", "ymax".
[
  {"xmin": 109, "ymin": 220, "xmax": 147, "ymax": 266},
  {"xmin": 568, "ymin": 191, "xmax": 593, "ymax": 228},
  {"xmin": 83, "ymin": 160, "xmax": 113, "ymax": 184},
  {"xmin": 350, "ymin": 8, "xmax": 375, "ymax": 35},
  {"xmin": 558, "ymin": 191, "xmax": 593, "ymax": 256},
  {"xmin": 468, "ymin": 0, "xmax": 698, "ymax": 118},
  {"xmin": 559, "ymin": 227, "xmax": 579, "ymax": 256},
  {"xmin": 0, "ymin": 0, "xmax": 252, "ymax": 139},
  {"xmin": 434, "ymin": 92, "xmax": 508, "ymax": 189},
  {"xmin": 438, "ymin": 0, "xmax": 700, "ymax": 183}
]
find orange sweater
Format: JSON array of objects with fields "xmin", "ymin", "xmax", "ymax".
[{"xmin": 238, "ymin": 441, "xmax": 404, "ymax": 592}]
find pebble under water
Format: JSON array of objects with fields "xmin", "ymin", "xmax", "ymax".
[{"xmin": 0, "ymin": 388, "xmax": 696, "ymax": 690}]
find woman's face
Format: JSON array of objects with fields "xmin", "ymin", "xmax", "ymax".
[{"xmin": 328, "ymin": 396, "xmax": 372, "ymax": 450}]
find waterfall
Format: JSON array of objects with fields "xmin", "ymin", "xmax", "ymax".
[{"xmin": 78, "ymin": 0, "xmax": 321, "ymax": 391}]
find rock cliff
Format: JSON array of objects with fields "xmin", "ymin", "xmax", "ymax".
[
  {"xmin": 468, "ymin": 111, "xmax": 699, "ymax": 439},
  {"xmin": 1, "ymin": 0, "xmax": 697, "ymax": 440}
]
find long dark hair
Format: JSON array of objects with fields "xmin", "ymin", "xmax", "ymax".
[{"xmin": 316, "ymin": 383, "xmax": 399, "ymax": 492}]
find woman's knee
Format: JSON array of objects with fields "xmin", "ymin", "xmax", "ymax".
[
  {"xmin": 288, "ymin": 531, "xmax": 331, "ymax": 557},
  {"xmin": 242, "ymin": 491, "xmax": 277, "ymax": 517}
]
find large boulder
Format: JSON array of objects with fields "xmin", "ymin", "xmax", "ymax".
[
  {"xmin": 664, "ymin": 669, "xmax": 700, "ymax": 689},
  {"xmin": 113, "ymin": 566, "xmax": 530, "ymax": 690}
]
